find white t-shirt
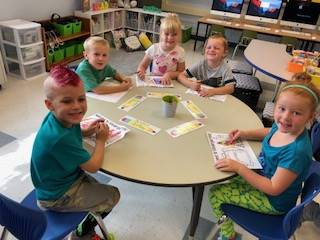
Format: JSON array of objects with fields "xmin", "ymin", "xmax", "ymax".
[{"xmin": 146, "ymin": 43, "xmax": 185, "ymax": 76}]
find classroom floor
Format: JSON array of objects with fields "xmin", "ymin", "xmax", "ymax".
[{"xmin": 0, "ymin": 40, "xmax": 319, "ymax": 240}]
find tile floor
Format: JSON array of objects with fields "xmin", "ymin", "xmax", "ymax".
[{"xmin": 0, "ymin": 40, "xmax": 319, "ymax": 240}]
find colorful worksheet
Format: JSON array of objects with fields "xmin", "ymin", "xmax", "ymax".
[
  {"xmin": 136, "ymin": 75, "xmax": 174, "ymax": 88},
  {"xmin": 146, "ymin": 92, "xmax": 182, "ymax": 100},
  {"xmin": 119, "ymin": 115, "xmax": 161, "ymax": 135},
  {"xmin": 206, "ymin": 132, "xmax": 262, "ymax": 169},
  {"xmin": 181, "ymin": 100, "xmax": 207, "ymax": 119},
  {"xmin": 166, "ymin": 120, "xmax": 204, "ymax": 138},
  {"xmin": 118, "ymin": 95, "xmax": 146, "ymax": 112},
  {"xmin": 81, "ymin": 113, "xmax": 130, "ymax": 147},
  {"xmin": 185, "ymin": 88, "xmax": 227, "ymax": 102}
]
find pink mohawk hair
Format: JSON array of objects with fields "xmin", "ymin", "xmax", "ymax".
[{"xmin": 50, "ymin": 65, "xmax": 81, "ymax": 87}]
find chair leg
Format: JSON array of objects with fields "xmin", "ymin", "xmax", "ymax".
[
  {"xmin": 206, "ymin": 224, "xmax": 219, "ymax": 240},
  {"xmin": 231, "ymin": 45, "xmax": 239, "ymax": 60},
  {"xmin": 91, "ymin": 213, "xmax": 109, "ymax": 240},
  {"xmin": 1, "ymin": 227, "xmax": 8, "ymax": 240}
]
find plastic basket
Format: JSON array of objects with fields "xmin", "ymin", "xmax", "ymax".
[
  {"xmin": 64, "ymin": 43, "xmax": 75, "ymax": 58},
  {"xmin": 47, "ymin": 49, "xmax": 54, "ymax": 65},
  {"xmin": 53, "ymin": 47, "xmax": 64, "ymax": 63},
  {"xmin": 72, "ymin": 20, "xmax": 82, "ymax": 34},
  {"xmin": 74, "ymin": 41, "xmax": 84, "ymax": 55},
  {"xmin": 53, "ymin": 22, "xmax": 73, "ymax": 36}
]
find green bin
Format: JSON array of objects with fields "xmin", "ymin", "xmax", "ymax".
[
  {"xmin": 53, "ymin": 47, "xmax": 64, "ymax": 63},
  {"xmin": 74, "ymin": 41, "xmax": 84, "ymax": 55},
  {"xmin": 53, "ymin": 22, "xmax": 73, "ymax": 36},
  {"xmin": 47, "ymin": 49, "xmax": 54, "ymax": 65},
  {"xmin": 72, "ymin": 20, "xmax": 82, "ymax": 34},
  {"xmin": 64, "ymin": 43, "xmax": 75, "ymax": 58}
]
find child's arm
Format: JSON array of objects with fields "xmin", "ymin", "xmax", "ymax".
[
  {"xmin": 228, "ymin": 128, "xmax": 270, "ymax": 143},
  {"xmin": 161, "ymin": 61, "xmax": 186, "ymax": 85},
  {"xmin": 91, "ymin": 73, "xmax": 132, "ymax": 94},
  {"xmin": 198, "ymin": 84, "xmax": 235, "ymax": 97},
  {"xmin": 137, "ymin": 55, "xmax": 152, "ymax": 80},
  {"xmin": 81, "ymin": 118, "xmax": 105, "ymax": 137},
  {"xmin": 80, "ymin": 122, "xmax": 109, "ymax": 173},
  {"xmin": 177, "ymin": 71, "xmax": 201, "ymax": 91},
  {"xmin": 216, "ymin": 160, "xmax": 298, "ymax": 196}
]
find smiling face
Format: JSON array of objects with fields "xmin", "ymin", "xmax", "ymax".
[
  {"xmin": 160, "ymin": 30, "xmax": 179, "ymax": 51},
  {"xmin": 45, "ymin": 83, "xmax": 87, "ymax": 128},
  {"xmin": 84, "ymin": 42, "xmax": 109, "ymax": 70},
  {"xmin": 274, "ymin": 91, "xmax": 314, "ymax": 136},
  {"xmin": 204, "ymin": 38, "xmax": 227, "ymax": 67}
]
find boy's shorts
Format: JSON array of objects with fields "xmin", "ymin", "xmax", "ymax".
[{"xmin": 38, "ymin": 172, "xmax": 120, "ymax": 214}]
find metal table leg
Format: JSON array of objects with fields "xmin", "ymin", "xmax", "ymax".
[{"xmin": 188, "ymin": 185, "xmax": 204, "ymax": 239}]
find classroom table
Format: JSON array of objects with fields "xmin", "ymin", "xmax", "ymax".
[
  {"xmin": 193, "ymin": 15, "xmax": 320, "ymax": 52},
  {"xmin": 244, "ymin": 39, "xmax": 294, "ymax": 100},
  {"xmin": 85, "ymin": 82, "xmax": 263, "ymax": 239}
]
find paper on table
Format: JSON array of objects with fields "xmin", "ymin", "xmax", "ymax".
[
  {"xmin": 81, "ymin": 113, "xmax": 130, "ymax": 147},
  {"xmin": 86, "ymin": 79, "xmax": 131, "ymax": 103},
  {"xmin": 185, "ymin": 86, "xmax": 227, "ymax": 102},
  {"xmin": 206, "ymin": 132, "xmax": 262, "ymax": 169},
  {"xmin": 135, "ymin": 75, "xmax": 174, "ymax": 88}
]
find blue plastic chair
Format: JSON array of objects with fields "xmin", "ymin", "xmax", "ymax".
[
  {"xmin": 220, "ymin": 173, "xmax": 320, "ymax": 240},
  {"xmin": 0, "ymin": 189, "xmax": 88, "ymax": 240}
]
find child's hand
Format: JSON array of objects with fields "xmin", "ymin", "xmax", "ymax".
[
  {"xmin": 227, "ymin": 129, "xmax": 242, "ymax": 144},
  {"xmin": 120, "ymin": 79, "xmax": 132, "ymax": 91},
  {"xmin": 161, "ymin": 74, "xmax": 172, "ymax": 85},
  {"xmin": 198, "ymin": 87, "xmax": 214, "ymax": 97},
  {"xmin": 189, "ymin": 80, "xmax": 201, "ymax": 91},
  {"xmin": 137, "ymin": 69, "xmax": 145, "ymax": 80},
  {"xmin": 81, "ymin": 118, "xmax": 104, "ymax": 136},
  {"xmin": 95, "ymin": 122, "xmax": 109, "ymax": 143},
  {"xmin": 123, "ymin": 77, "xmax": 132, "ymax": 84},
  {"xmin": 215, "ymin": 158, "xmax": 243, "ymax": 173}
]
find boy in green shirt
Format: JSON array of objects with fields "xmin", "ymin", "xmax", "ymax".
[
  {"xmin": 31, "ymin": 65, "xmax": 120, "ymax": 239},
  {"xmin": 76, "ymin": 36, "xmax": 132, "ymax": 94}
]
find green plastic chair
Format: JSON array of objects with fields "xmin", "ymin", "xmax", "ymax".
[
  {"xmin": 232, "ymin": 30, "xmax": 257, "ymax": 59},
  {"xmin": 280, "ymin": 36, "xmax": 298, "ymax": 49},
  {"xmin": 209, "ymin": 25, "xmax": 225, "ymax": 37}
]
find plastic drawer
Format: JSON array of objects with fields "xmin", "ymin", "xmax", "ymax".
[
  {"xmin": 0, "ymin": 20, "xmax": 41, "ymax": 46},
  {"xmin": 6, "ymin": 58, "xmax": 45, "ymax": 79},
  {"xmin": 3, "ymin": 42, "xmax": 43, "ymax": 62},
  {"xmin": 24, "ymin": 60, "xmax": 45, "ymax": 79}
]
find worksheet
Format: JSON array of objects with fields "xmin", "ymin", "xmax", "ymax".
[
  {"xmin": 119, "ymin": 115, "xmax": 161, "ymax": 135},
  {"xmin": 185, "ymin": 88, "xmax": 227, "ymax": 102},
  {"xmin": 206, "ymin": 132, "xmax": 262, "ymax": 169},
  {"xmin": 146, "ymin": 92, "xmax": 182, "ymax": 100},
  {"xmin": 136, "ymin": 75, "xmax": 174, "ymax": 88},
  {"xmin": 81, "ymin": 113, "xmax": 130, "ymax": 147},
  {"xmin": 181, "ymin": 100, "xmax": 207, "ymax": 119},
  {"xmin": 166, "ymin": 120, "xmax": 204, "ymax": 138},
  {"xmin": 118, "ymin": 95, "xmax": 146, "ymax": 112}
]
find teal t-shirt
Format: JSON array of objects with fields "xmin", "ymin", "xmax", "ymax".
[
  {"xmin": 76, "ymin": 59, "xmax": 117, "ymax": 92},
  {"xmin": 30, "ymin": 112, "xmax": 90, "ymax": 200},
  {"xmin": 259, "ymin": 123, "xmax": 312, "ymax": 212}
]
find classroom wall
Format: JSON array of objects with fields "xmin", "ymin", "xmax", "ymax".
[{"xmin": 0, "ymin": 0, "xmax": 81, "ymax": 22}]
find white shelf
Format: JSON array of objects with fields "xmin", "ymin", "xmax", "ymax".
[{"xmin": 75, "ymin": 8, "xmax": 168, "ymax": 43}]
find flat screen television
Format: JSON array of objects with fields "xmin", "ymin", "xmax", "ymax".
[
  {"xmin": 280, "ymin": 0, "xmax": 320, "ymax": 30},
  {"xmin": 210, "ymin": 0, "xmax": 245, "ymax": 19},
  {"xmin": 245, "ymin": 0, "xmax": 283, "ymax": 24}
]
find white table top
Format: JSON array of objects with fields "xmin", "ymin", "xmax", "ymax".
[
  {"xmin": 86, "ymin": 82, "xmax": 263, "ymax": 186},
  {"xmin": 244, "ymin": 39, "xmax": 294, "ymax": 82}
]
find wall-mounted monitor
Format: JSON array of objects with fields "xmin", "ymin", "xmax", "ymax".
[
  {"xmin": 210, "ymin": 0, "xmax": 245, "ymax": 19},
  {"xmin": 280, "ymin": 0, "xmax": 320, "ymax": 30},
  {"xmin": 245, "ymin": 0, "xmax": 283, "ymax": 24}
]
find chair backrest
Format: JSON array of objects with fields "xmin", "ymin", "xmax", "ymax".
[
  {"xmin": 311, "ymin": 121, "xmax": 320, "ymax": 161},
  {"xmin": 0, "ymin": 193, "xmax": 46, "ymax": 240},
  {"xmin": 282, "ymin": 173, "xmax": 320, "ymax": 238}
]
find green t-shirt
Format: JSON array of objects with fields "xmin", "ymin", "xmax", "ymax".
[
  {"xmin": 30, "ymin": 112, "xmax": 90, "ymax": 200},
  {"xmin": 76, "ymin": 59, "xmax": 117, "ymax": 91}
]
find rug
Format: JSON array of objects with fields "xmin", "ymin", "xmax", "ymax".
[{"xmin": 0, "ymin": 131, "xmax": 16, "ymax": 148}]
